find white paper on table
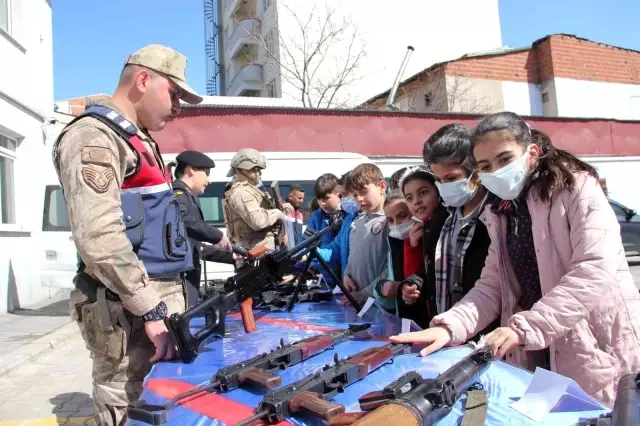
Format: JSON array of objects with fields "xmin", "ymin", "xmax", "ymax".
[
  {"xmin": 332, "ymin": 284, "xmax": 343, "ymax": 294},
  {"xmin": 401, "ymin": 318, "xmax": 411, "ymax": 334},
  {"xmin": 510, "ymin": 367, "xmax": 607, "ymax": 422},
  {"xmin": 356, "ymin": 297, "xmax": 375, "ymax": 318}
]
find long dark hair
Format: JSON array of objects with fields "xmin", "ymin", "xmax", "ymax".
[{"xmin": 471, "ymin": 112, "xmax": 601, "ymax": 202}]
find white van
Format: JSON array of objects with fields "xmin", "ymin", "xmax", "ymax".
[{"xmin": 40, "ymin": 151, "xmax": 376, "ymax": 288}]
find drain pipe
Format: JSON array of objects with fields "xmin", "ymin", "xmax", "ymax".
[{"xmin": 386, "ymin": 46, "xmax": 415, "ymax": 111}]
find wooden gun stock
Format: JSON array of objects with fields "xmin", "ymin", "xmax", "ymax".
[
  {"xmin": 328, "ymin": 412, "xmax": 368, "ymax": 426},
  {"xmin": 247, "ymin": 246, "xmax": 268, "ymax": 258},
  {"xmin": 352, "ymin": 404, "xmax": 419, "ymax": 426},
  {"xmin": 237, "ymin": 367, "xmax": 282, "ymax": 389},
  {"xmin": 240, "ymin": 298, "xmax": 256, "ymax": 333},
  {"xmin": 289, "ymin": 391, "xmax": 345, "ymax": 421}
]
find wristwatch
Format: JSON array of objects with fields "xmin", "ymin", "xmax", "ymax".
[{"xmin": 140, "ymin": 301, "xmax": 168, "ymax": 322}]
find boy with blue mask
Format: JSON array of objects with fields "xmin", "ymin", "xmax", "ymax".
[{"xmin": 303, "ymin": 173, "xmax": 356, "ymax": 287}]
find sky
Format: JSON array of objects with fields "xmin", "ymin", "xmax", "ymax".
[{"xmin": 52, "ymin": 0, "xmax": 640, "ymax": 101}]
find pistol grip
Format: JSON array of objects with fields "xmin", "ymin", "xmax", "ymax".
[
  {"xmin": 237, "ymin": 367, "xmax": 282, "ymax": 389},
  {"xmin": 328, "ymin": 412, "xmax": 368, "ymax": 426},
  {"xmin": 289, "ymin": 391, "xmax": 345, "ymax": 421},
  {"xmin": 353, "ymin": 404, "xmax": 419, "ymax": 426},
  {"xmin": 240, "ymin": 298, "xmax": 257, "ymax": 333}
]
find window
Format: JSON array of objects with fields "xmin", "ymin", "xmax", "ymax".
[
  {"xmin": 0, "ymin": 0, "xmax": 9, "ymax": 34},
  {"xmin": 542, "ymin": 92, "xmax": 550, "ymax": 103},
  {"xmin": 199, "ymin": 180, "xmax": 315, "ymax": 226},
  {"xmin": 424, "ymin": 93, "xmax": 433, "ymax": 107},
  {"xmin": 0, "ymin": 133, "xmax": 16, "ymax": 224},
  {"xmin": 43, "ymin": 185, "xmax": 70, "ymax": 232},
  {"xmin": 262, "ymin": 0, "xmax": 271, "ymax": 12},
  {"xmin": 267, "ymin": 79, "xmax": 277, "ymax": 97}
]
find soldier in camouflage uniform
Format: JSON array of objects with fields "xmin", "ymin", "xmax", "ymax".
[
  {"xmin": 223, "ymin": 148, "xmax": 286, "ymax": 250},
  {"xmin": 53, "ymin": 45, "xmax": 205, "ymax": 425}
]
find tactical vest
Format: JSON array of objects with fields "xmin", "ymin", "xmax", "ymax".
[{"xmin": 58, "ymin": 105, "xmax": 193, "ymax": 277}]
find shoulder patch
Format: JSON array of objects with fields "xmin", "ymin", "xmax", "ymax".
[
  {"xmin": 173, "ymin": 190, "xmax": 185, "ymax": 197},
  {"xmin": 371, "ymin": 221, "xmax": 384, "ymax": 235},
  {"xmin": 81, "ymin": 165, "xmax": 115, "ymax": 193},
  {"xmin": 81, "ymin": 146, "xmax": 112, "ymax": 167}
]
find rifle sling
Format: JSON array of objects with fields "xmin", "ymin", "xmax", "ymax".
[{"xmin": 460, "ymin": 390, "xmax": 489, "ymax": 426}]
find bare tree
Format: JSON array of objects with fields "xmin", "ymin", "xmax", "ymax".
[
  {"xmin": 257, "ymin": 3, "xmax": 367, "ymax": 108},
  {"xmin": 402, "ymin": 65, "xmax": 500, "ymax": 114}
]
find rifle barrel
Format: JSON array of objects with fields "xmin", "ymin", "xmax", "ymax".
[{"xmin": 233, "ymin": 409, "xmax": 270, "ymax": 426}]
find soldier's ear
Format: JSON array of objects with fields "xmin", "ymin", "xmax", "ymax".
[{"xmin": 135, "ymin": 68, "xmax": 154, "ymax": 93}]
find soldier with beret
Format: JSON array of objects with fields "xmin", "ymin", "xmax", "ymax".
[{"xmin": 171, "ymin": 150, "xmax": 233, "ymax": 306}]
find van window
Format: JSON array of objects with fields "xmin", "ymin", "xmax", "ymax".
[
  {"xmin": 199, "ymin": 180, "xmax": 316, "ymax": 226},
  {"xmin": 43, "ymin": 185, "xmax": 71, "ymax": 232}
]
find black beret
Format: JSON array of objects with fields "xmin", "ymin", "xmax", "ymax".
[{"xmin": 176, "ymin": 150, "xmax": 215, "ymax": 169}]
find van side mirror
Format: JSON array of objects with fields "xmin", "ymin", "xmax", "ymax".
[{"xmin": 626, "ymin": 209, "xmax": 636, "ymax": 222}]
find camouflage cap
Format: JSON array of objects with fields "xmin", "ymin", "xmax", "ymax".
[
  {"xmin": 125, "ymin": 44, "xmax": 203, "ymax": 104},
  {"xmin": 226, "ymin": 148, "xmax": 267, "ymax": 177}
]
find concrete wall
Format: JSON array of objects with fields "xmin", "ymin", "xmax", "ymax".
[
  {"xmin": 502, "ymin": 81, "xmax": 543, "ymax": 116},
  {"xmin": 0, "ymin": 0, "xmax": 56, "ymax": 312},
  {"xmin": 553, "ymin": 77, "xmax": 640, "ymax": 120}
]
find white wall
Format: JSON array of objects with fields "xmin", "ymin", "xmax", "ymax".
[
  {"xmin": 584, "ymin": 156, "xmax": 640, "ymax": 212},
  {"xmin": 277, "ymin": 0, "xmax": 502, "ymax": 107},
  {"xmin": 0, "ymin": 0, "xmax": 56, "ymax": 312},
  {"xmin": 502, "ymin": 81, "xmax": 544, "ymax": 116},
  {"xmin": 554, "ymin": 77, "xmax": 640, "ymax": 120}
]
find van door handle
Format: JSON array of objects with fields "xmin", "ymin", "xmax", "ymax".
[{"xmin": 46, "ymin": 250, "xmax": 57, "ymax": 261}]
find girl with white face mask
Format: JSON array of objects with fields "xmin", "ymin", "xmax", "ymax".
[
  {"xmin": 372, "ymin": 193, "xmax": 431, "ymax": 319},
  {"xmin": 390, "ymin": 112, "xmax": 640, "ymax": 406},
  {"xmin": 421, "ymin": 124, "xmax": 499, "ymax": 339}
]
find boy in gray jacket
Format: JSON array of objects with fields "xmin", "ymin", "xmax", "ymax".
[{"xmin": 342, "ymin": 163, "xmax": 391, "ymax": 307}]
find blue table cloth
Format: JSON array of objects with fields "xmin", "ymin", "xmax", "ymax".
[{"xmin": 127, "ymin": 300, "xmax": 609, "ymax": 426}]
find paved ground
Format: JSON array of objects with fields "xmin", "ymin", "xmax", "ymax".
[{"xmin": 0, "ymin": 265, "xmax": 639, "ymax": 425}]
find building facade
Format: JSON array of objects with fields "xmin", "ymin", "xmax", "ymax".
[
  {"xmin": 214, "ymin": 0, "xmax": 502, "ymax": 107},
  {"xmin": 361, "ymin": 34, "xmax": 640, "ymax": 120},
  {"xmin": 0, "ymin": 0, "xmax": 56, "ymax": 312}
]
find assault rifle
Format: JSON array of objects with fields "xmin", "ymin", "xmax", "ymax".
[
  {"xmin": 267, "ymin": 180, "xmax": 287, "ymax": 248},
  {"xmin": 577, "ymin": 372, "xmax": 639, "ymax": 426},
  {"xmin": 258, "ymin": 288, "xmax": 334, "ymax": 310},
  {"xmin": 329, "ymin": 346, "xmax": 494, "ymax": 426},
  {"xmin": 165, "ymin": 219, "xmax": 362, "ymax": 364},
  {"xmin": 127, "ymin": 323, "xmax": 371, "ymax": 425},
  {"xmin": 233, "ymin": 342, "xmax": 411, "ymax": 426}
]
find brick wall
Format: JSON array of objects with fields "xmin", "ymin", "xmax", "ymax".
[
  {"xmin": 61, "ymin": 94, "xmax": 110, "ymax": 116},
  {"xmin": 361, "ymin": 34, "xmax": 640, "ymax": 109},
  {"xmin": 544, "ymin": 35, "xmax": 640, "ymax": 84},
  {"xmin": 443, "ymin": 49, "xmax": 539, "ymax": 83}
]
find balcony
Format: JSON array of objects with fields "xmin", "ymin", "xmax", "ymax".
[
  {"xmin": 227, "ymin": 19, "xmax": 261, "ymax": 60},
  {"xmin": 225, "ymin": 0, "xmax": 257, "ymax": 19},
  {"xmin": 227, "ymin": 64, "xmax": 263, "ymax": 97}
]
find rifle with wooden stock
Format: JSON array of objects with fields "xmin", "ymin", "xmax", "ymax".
[
  {"xmin": 126, "ymin": 323, "xmax": 372, "ymax": 425},
  {"xmin": 233, "ymin": 342, "xmax": 411, "ymax": 426},
  {"xmin": 165, "ymin": 219, "xmax": 362, "ymax": 364},
  {"xmin": 328, "ymin": 347, "xmax": 494, "ymax": 426}
]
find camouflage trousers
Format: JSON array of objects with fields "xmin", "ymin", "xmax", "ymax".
[{"xmin": 70, "ymin": 277, "xmax": 186, "ymax": 426}]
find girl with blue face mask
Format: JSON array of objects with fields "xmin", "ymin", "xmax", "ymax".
[{"xmin": 391, "ymin": 112, "xmax": 640, "ymax": 406}]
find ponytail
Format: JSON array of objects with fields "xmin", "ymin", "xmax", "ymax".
[{"xmin": 525, "ymin": 128, "xmax": 601, "ymax": 201}]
